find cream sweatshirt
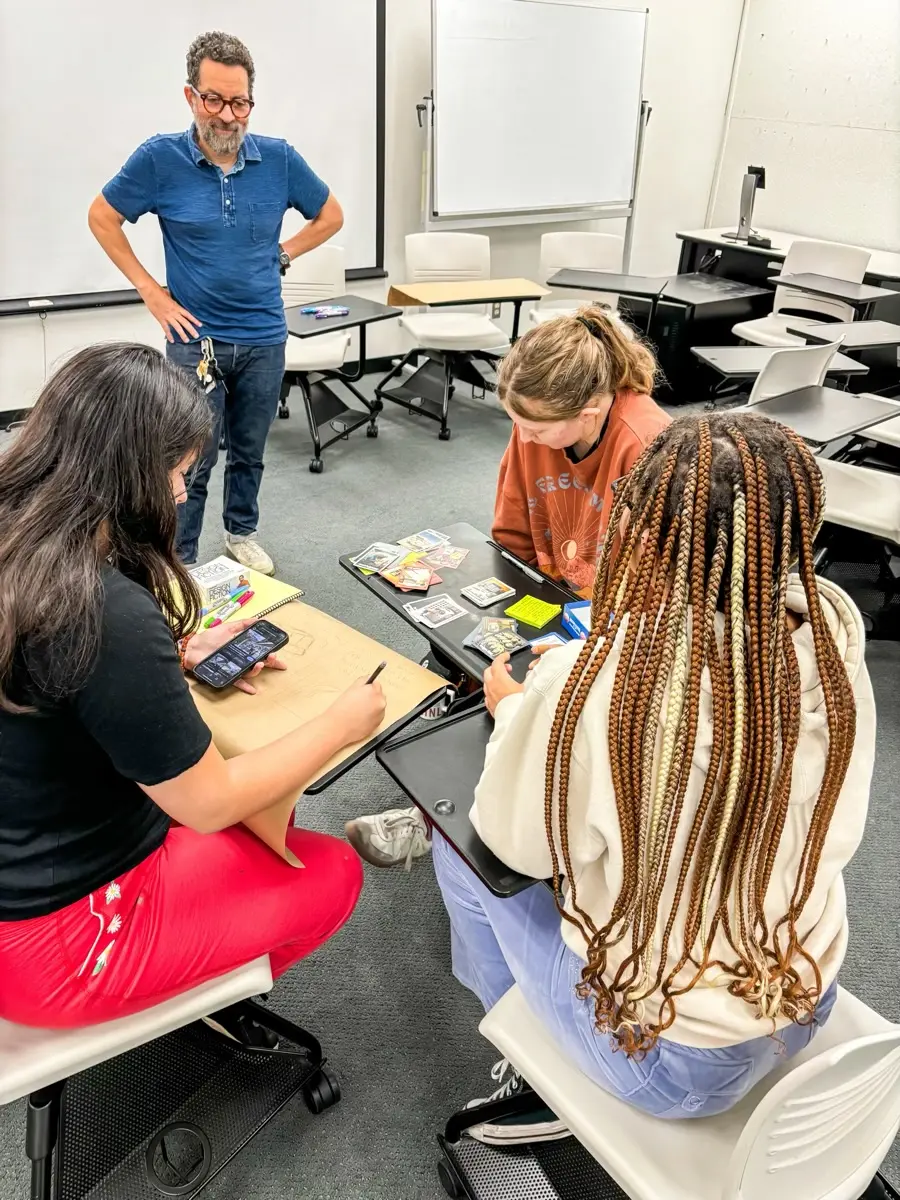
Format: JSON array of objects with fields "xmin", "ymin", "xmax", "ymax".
[{"xmin": 471, "ymin": 577, "xmax": 875, "ymax": 1048}]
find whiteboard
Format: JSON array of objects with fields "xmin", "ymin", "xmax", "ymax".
[
  {"xmin": 0, "ymin": 0, "xmax": 383, "ymax": 302},
  {"xmin": 432, "ymin": 0, "xmax": 647, "ymax": 218}
]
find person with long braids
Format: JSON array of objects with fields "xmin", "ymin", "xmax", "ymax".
[{"xmin": 432, "ymin": 412, "xmax": 874, "ymax": 1144}]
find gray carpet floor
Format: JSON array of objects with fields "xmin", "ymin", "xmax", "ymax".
[{"xmin": 1, "ymin": 381, "xmax": 897, "ymax": 1198}]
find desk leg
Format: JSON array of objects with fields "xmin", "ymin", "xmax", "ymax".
[
  {"xmin": 511, "ymin": 301, "xmax": 523, "ymax": 342},
  {"xmin": 338, "ymin": 324, "xmax": 369, "ymax": 385},
  {"xmin": 677, "ymin": 238, "xmax": 699, "ymax": 274}
]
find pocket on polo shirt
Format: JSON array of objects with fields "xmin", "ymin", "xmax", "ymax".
[{"xmin": 249, "ymin": 202, "xmax": 285, "ymax": 244}]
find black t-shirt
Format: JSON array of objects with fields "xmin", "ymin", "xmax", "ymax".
[{"xmin": 0, "ymin": 568, "xmax": 212, "ymax": 920}]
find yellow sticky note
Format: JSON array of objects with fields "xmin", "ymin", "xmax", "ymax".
[{"xmin": 504, "ymin": 595, "xmax": 562, "ymax": 629}]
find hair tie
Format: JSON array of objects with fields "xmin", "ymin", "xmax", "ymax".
[{"xmin": 577, "ymin": 315, "xmax": 602, "ymax": 338}]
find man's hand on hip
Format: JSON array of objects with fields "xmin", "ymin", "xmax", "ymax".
[{"xmin": 140, "ymin": 282, "xmax": 202, "ymax": 344}]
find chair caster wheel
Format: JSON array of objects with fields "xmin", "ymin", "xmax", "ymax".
[
  {"xmin": 303, "ymin": 1066, "xmax": 341, "ymax": 1114},
  {"xmin": 366, "ymin": 425, "xmax": 379, "ymax": 438},
  {"xmin": 309, "ymin": 458, "xmax": 324, "ymax": 474},
  {"xmin": 278, "ymin": 404, "xmax": 290, "ymax": 419},
  {"xmin": 439, "ymin": 428, "xmax": 452, "ymax": 441},
  {"xmin": 438, "ymin": 1157, "xmax": 464, "ymax": 1198}
]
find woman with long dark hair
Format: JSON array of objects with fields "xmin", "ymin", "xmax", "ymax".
[
  {"xmin": 0, "ymin": 343, "xmax": 383, "ymax": 1034},
  {"xmin": 434, "ymin": 413, "xmax": 874, "ymax": 1143}
]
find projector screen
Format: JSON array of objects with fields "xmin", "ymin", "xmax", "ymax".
[
  {"xmin": 0, "ymin": 0, "xmax": 384, "ymax": 303},
  {"xmin": 432, "ymin": 0, "xmax": 647, "ymax": 218}
]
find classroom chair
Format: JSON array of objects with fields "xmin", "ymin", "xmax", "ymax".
[
  {"xmin": 279, "ymin": 243, "xmax": 379, "ymax": 472},
  {"xmin": 733, "ymin": 240, "xmax": 871, "ymax": 348},
  {"xmin": 1, "ymin": 957, "xmax": 341, "ymax": 1198},
  {"xmin": 436, "ymin": 982, "xmax": 900, "ymax": 1200},
  {"xmin": 375, "ymin": 232, "xmax": 509, "ymax": 441},
  {"xmin": 528, "ymin": 231, "xmax": 624, "ymax": 326},
  {"xmin": 742, "ymin": 340, "xmax": 843, "ymax": 404}
]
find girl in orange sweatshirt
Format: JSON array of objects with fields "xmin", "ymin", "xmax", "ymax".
[
  {"xmin": 492, "ymin": 305, "xmax": 670, "ymax": 598},
  {"xmin": 345, "ymin": 307, "xmax": 671, "ymax": 871}
]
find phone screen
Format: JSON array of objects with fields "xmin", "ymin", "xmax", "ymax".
[{"xmin": 193, "ymin": 621, "xmax": 287, "ymax": 688}]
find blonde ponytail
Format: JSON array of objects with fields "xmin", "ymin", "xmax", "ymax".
[{"xmin": 497, "ymin": 305, "xmax": 657, "ymax": 421}]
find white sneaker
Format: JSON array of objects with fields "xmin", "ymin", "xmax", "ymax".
[
  {"xmin": 464, "ymin": 1059, "xmax": 571, "ymax": 1146},
  {"xmin": 345, "ymin": 806, "xmax": 432, "ymax": 869},
  {"xmin": 224, "ymin": 533, "xmax": 275, "ymax": 576}
]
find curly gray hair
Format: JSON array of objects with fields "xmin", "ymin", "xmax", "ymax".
[{"xmin": 186, "ymin": 31, "xmax": 255, "ymax": 94}]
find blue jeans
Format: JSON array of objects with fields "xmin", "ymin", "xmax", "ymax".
[
  {"xmin": 432, "ymin": 831, "xmax": 837, "ymax": 1118},
  {"xmin": 167, "ymin": 340, "xmax": 287, "ymax": 563}
]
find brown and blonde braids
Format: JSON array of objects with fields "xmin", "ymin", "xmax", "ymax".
[{"xmin": 544, "ymin": 412, "xmax": 858, "ymax": 1052}]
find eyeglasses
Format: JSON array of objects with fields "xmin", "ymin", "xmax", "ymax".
[{"xmin": 190, "ymin": 86, "xmax": 254, "ymax": 119}]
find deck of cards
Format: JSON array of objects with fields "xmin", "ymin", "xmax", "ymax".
[
  {"xmin": 419, "ymin": 544, "xmax": 469, "ymax": 571},
  {"xmin": 463, "ymin": 616, "xmax": 529, "ymax": 660},
  {"xmin": 397, "ymin": 529, "xmax": 450, "ymax": 554},
  {"xmin": 403, "ymin": 593, "xmax": 468, "ymax": 629},
  {"xmin": 461, "ymin": 577, "xmax": 516, "ymax": 608}
]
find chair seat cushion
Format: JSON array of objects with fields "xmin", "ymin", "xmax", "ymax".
[
  {"xmin": 399, "ymin": 312, "xmax": 510, "ymax": 351},
  {"xmin": 732, "ymin": 314, "xmax": 824, "ymax": 348},
  {"xmin": 479, "ymin": 984, "xmax": 891, "ymax": 1200},
  {"xmin": 0, "ymin": 957, "xmax": 273, "ymax": 1106},
  {"xmin": 818, "ymin": 457, "xmax": 900, "ymax": 544},
  {"xmin": 284, "ymin": 330, "xmax": 351, "ymax": 372}
]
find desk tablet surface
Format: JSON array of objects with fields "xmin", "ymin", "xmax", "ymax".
[
  {"xmin": 789, "ymin": 320, "xmax": 900, "ymax": 349},
  {"xmin": 547, "ymin": 269, "xmax": 670, "ymax": 298},
  {"xmin": 285, "ymin": 294, "xmax": 402, "ymax": 338},
  {"xmin": 691, "ymin": 345, "xmax": 869, "ymax": 377},
  {"xmin": 661, "ymin": 273, "xmax": 769, "ymax": 304},
  {"xmin": 340, "ymin": 522, "xmax": 576, "ymax": 683},
  {"xmin": 377, "ymin": 707, "xmax": 535, "ymax": 897},
  {"xmin": 770, "ymin": 273, "xmax": 899, "ymax": 305},
  {"xmin": 738, "ymin": 387, "xmax": 900, "ymax": 447}
]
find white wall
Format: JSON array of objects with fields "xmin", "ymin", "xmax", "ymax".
[
  {"xmin": 711, "ymin": 0, "xmax": 900, "ymax": 250},
  {"xmin": 1, "ymin": 0, "xmax": 743, "ymax": 414}
]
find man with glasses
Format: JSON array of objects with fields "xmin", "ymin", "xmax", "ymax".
[{"xmin": 89, "ymin": 31, "xmax": 343, "ymax": 574}]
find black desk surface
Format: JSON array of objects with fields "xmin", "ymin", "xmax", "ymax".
[
  {"xmin": 660, "ymin": 272, "xmax": 769, "ymax": 305},
  {"xmin": 340, "ymin": 521, "xmax": 578, "ymax": 683},
  {"xmin": 285, "ymin": 294, "xmax": 402, "ymax": 339},
  {"xmin": 691, "ymin": 344, "xmax": 869, "ymax": 378},
  {"xmin": 738, "ymin": 386, "xmax": 900, "ymax": 447},
  {"xmin": 770, "ymin": 273, "xmax": 899, "ymax": 305},
  {"xmin": 547, "ymin": 269, "xmax": 669, "ymax": 298},
  {"xmin": 789, "ymin": 320, "xmax": 900, "ymax": 349},
  {"xmin": 377, "ymin": 706, "xmax": 535, "ymax": 897}
]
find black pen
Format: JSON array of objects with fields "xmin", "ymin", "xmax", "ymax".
[{"xmin": 366, "ymin": 661, "xmax": 387, "ymax": 685}]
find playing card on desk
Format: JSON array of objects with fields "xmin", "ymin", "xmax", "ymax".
[
  {"xmin": 461, "ymin": 577, "xmax": 516, "ymax": 608},
  {"xmin": 403, "ymin": 593, "xmax": 467, "ymax": 629},
  {"xmin": 463, "ymin": 619, "xmax": 530, "ymax": 660},
  {"xmin": 351, "ymin": 542, "xmax": 404, "ymax": 574},
  {"xmin": 419, "ymin": 544, "xmax": 469, "ymax": 571},
  {"xmin": 380, "ymin": 563, "xmax": 434, "ymax": 591},
  {"xmin": 398, "ymin": 529, "xmax": 450, "ymax": 553}
]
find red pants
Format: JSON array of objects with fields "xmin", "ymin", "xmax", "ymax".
[{"xmin": 0, "ymin": 825, "xmax": 363, "ymax": 1028}]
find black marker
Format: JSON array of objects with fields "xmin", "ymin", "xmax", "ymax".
[{"xmin": 366, "ymin": 661, "xmax": 387, "ymax": 685}]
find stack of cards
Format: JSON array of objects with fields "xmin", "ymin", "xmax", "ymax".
[
  {"xmin": 381, "ymin": 562, "xmax": 437, "ymax": 591},
  {"xmin": 461, "ymin": 577, "xmax": 516, "ymax": 609},
  {"xmin": 351, "ymin": 542, "xmax": 405, "ymax": 574},
  {"xmin": 463, "ymin": 617, "xmax": 530, "ymax": 660},
  {"xmin": 403, "ymin": 593, "xmax": 468, "ymax": 629}
]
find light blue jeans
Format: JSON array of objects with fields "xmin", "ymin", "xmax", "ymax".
[{"xmin": 432, "ymin": 831, "xmax": 837, "ymax": 1118}]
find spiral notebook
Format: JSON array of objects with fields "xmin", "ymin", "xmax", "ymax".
[{"xmin": 225, "ymin": 568, "xmax": 304, "ymax": 622}]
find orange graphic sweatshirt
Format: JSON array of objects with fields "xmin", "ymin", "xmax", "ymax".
[{"xmin": 492, "ymin": 391, "xmax": 670, "ymax": 598}]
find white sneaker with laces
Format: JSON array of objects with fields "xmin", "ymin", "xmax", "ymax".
[
  {"xmin": 224, "ymin": 533, "xmax": 275, "ymax": 576},
  {"xmin": 345, "ymin": 806, "xmax": 432, "ymax": 869},
  {"xmin": 464, "ymin": 1059, "xmax": 570, "ymax": 1146}
]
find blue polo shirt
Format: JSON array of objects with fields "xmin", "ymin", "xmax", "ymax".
[{"xmin": 103, "ymin": 129, "xmax": 329, "ymax": 346}]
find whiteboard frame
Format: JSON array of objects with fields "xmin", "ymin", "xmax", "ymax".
[{"xmin": 426, "ymin": 0, "xmax": 649, "ymax": 230}]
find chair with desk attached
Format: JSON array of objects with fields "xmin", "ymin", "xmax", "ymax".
[
  {"xmin": 743, "ymin": 340, "xmax": 842, "ymax": 405},
  {"xmin": 374, "ymin": 233, "xmax": 509, "ymax": 441},
  {"xmin": 732, "ymin": 239, "xmax": 870, "ymax": 348},
  {"xmin": 434, "ymin": 983, "xmax": 900, "ymax": 1200},
  {"xmin": 0, "ymin": 957, "xmax": 343, "ymax": 1200},
  {"xmin": 529, "ymin": 232, "xmax": 624, "ymax": 327}
]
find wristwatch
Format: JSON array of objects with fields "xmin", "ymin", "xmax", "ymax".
[{"xmin": 278, "ymin": 245, "xmax": 291, "ymax": 275}]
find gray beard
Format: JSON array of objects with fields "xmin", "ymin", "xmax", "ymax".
[{"xmin": 197, "ymin": 116, "xmax": 246, "ymax": 157}]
